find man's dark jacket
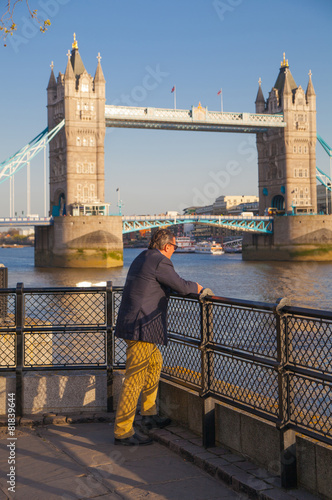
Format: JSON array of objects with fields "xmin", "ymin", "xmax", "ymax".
[{"xmin": 115, "ymin": 249, "xmax": 198, "ymax": 345}]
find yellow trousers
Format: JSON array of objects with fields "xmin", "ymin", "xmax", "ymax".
[{"xmin": 114, "ymin": 340, "xmax": 163, "ymax": 439}]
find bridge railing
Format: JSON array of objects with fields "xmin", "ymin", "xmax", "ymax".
[
  {"xmin": 105, "ymin": 105, "xmax": 286, "ymax": 127},
  {"xmin": 0, "ymin": 284, "xmax": 331, "ymax": 446}
]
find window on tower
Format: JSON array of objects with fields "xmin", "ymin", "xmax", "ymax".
[{"xmin": 81, "ymin": 83, "xmax": 89, "ymax": 92}]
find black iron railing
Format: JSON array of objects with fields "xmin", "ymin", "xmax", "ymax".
[{"xmin": 0, "ymin": 283, "xmax": 331, "ymax": 447}]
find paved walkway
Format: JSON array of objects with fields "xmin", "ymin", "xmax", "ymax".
[
  {"xmin": 0, "ymin": 418, "xmax": 320, "ymax": 500},
  {"xmin": 0, "ymin": 422, "xmax": 247, "ymax": 500}
]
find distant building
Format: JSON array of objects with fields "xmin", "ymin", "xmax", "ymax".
[{"xmin": 213, "ymin": 195, "xmax": 259, "ymax": 215}]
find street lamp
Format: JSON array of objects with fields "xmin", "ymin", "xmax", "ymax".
[{"xmin": 116, "ymin": 188, "xmax": 124, "ymax": 216}]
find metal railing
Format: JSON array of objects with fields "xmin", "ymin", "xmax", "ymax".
[{"xmin": 0, "ymin": 283, "xmax": 331, "ymax": 447}]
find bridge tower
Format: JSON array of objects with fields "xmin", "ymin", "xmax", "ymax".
[
  {"xmin": 35, "ymin": 35, "xmax": 123, "ymax": 268},
  {"xmin": 256, "ymin": 54, "xmax": 317, "ymax": 215},
  {"xmin": 47, "ymin": 34, "xmax": 106, "ymax": 215}
]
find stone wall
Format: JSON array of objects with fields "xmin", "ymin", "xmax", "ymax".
[
  {"xmin": 243, "ymin": 215, "xmax": 332, "ymax": 261},
  {"xmin": 35, "ymin": 215, "xmax": 123, "ymax": 268}
]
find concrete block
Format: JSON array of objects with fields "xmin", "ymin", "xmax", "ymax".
[
  {"xmin": 23, "ymin": 370, "xmax": 107, "ymax": 414},
  {"xmin": 240, "ymin": 410, "xmax": 280, "ymax": 474},
  {"xmin": 296, "ymin": 435, "xmax": 317, "ymax": 493},
  {"xmin": 215, "ymin": 401, "xmax": 241, "ymax": 452},
  {"xmin": 159, "ymin": 379, "xmax": 189, "ymax": 426},
  {"xmin": 315, "ymin": 440, "xmax": 332, "ymax": 499},
  {"xmin": 187, "ymin": 390, "xmax": 203, "ymax": 435},
  {"xmin": 0, "ymin": 374, "xmax": 16, "ymax": 416},
  {"xmin": 112, "ymin": 370, "xmax": 125, "ymax": 410}
]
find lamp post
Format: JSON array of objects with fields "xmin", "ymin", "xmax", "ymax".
[{"xmin": 116, "ymin": 188, "xmax": 124, "ymax": 216}]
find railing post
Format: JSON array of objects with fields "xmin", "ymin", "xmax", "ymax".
[
  {"xmin": 275, "ymin": 298, "xmax": 297, "ymax": 488},
  {"xmin": 15, "ymin": 283, "xmax": 24, "ymax": 418},
  {"xmin": 106, "ymin": 281, "xmax": 114, "ymax": 412},
  {"xmin": 0, "ymin": 264, "xmax": 8, "ymax": 320},
  {"xmin": 200, "ymin": 299, "xmax": 215, "ymax": 448}
]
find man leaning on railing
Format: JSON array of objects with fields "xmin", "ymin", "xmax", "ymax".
[{"xmin": 113, "ymin": 229, "xmax": 204, "ymax": 446}]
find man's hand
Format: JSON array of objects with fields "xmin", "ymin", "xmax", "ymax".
[{"xmin": 197, "ymin": 283, "xmax": 203, "ymax": 293}]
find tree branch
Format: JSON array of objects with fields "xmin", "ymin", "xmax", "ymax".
[{"xmin": 0, "ymin": 0, "xmax": 51, "ymax": 46}]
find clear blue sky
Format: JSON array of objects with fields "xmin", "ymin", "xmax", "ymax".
[{"xmin": 0, "ymin": 0, "xmax": 331, "ymax": 216}]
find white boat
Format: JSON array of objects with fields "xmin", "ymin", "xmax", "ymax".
[
  {"xmin": 195, "ymin": 241, "xmax": 224, "ymax": 255},
  {"xmin": 175, "ymin": 236, "xmax": 196, "ymax": 253}
]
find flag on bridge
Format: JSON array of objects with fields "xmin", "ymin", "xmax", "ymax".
[
  {"xmin": 171, "ymin": 86, "xmax": 175, "ymax": 93},
  {"xmin": 217, "ymin": 89, "xmax": 222, "ymax": 95}
]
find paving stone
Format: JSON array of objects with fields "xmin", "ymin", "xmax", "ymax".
[
  {"xmin": 188, "ymin": 437, "xmax": 204, "ymax": 446},
  {"xmin": 231, "ymin": 471, "xmax": 274, "ymax": 496},
  {"xmin": 87, "ymin": 455, "xmax": 205, "ymax": 492},
  {"xmin": 209, "ymin": 445, "xmax": 232, "ymax": 456},
  {"xmin": 215, "ymin": 464, "xmax": 244, "ymax": 485},
  {"xmin": 259, "ymin": 488, "xmax": 299, "ymax": 500},
  {"xmin": 249, "ymin": 468, "xmax": 276, "ymax": 480},
  {"xmin": 265, "ymin": 476, "xmax": 282, "ymax": 488},
  {"xmin": 200, "ymin": 456, "xmax": 230, "ymax": 476},
  {"xmin": 236, "ymin": 460, "xmax": 261, "ymax": 471},
  {"xmin": 224, "ymin": 453, "xmax": 246, "ymax": 464},
  {"xmin": 11, "ymin": 474, "xmax": 110, "ymax": 500},
  {"xmin": 115, "ymin": 475, "xmax": 244, "ymax": 500},
  {"xmin": 287, "ymin": 489, "xmax": 321, "ymax": 500}
]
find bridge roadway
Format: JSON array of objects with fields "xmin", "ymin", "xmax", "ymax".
[
  {"xmin": 0, "ymin": 214, "xmax": 274, "ymax": 234},
  {"xmin": 105, "ymin": 105, "xmax": 286, "ymax": 133}
]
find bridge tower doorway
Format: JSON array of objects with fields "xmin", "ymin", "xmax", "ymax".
[{"xmin": 271, "ymin": 195, "xmax": 285, "ymax": 211}]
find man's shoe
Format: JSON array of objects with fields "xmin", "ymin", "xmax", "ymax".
[
  {"xmin": 114, "ymin": 432, "xmax": 153, "ymax": 446},
  {"xmin": 141, "ymin": 415, "xmax": 172, "ymax": 430}
]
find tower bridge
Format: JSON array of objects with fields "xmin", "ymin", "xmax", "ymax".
[
  {"xmin": 1, "ymin": 36, "xmax": 332, "ymax": 266},
  {"xmin": 0, "ymin": 214, "xmax": 273, "ymax": 235}
]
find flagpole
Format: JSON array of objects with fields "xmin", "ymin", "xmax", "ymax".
[
  {"xmin": 220, "ymin": 89, "xmax": 223, "ymax": 113},
  {"xmin": 174, "ymin": 86, "xmax": 176, "ymax": 110}
]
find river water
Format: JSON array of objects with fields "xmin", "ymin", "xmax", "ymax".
[{"xmin": 0, "ymin": 246, "xmax": 331, "ymax": 311}]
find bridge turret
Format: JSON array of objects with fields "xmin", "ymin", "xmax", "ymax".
[
  {"xmin": 256, "ymin": 54, "xmax": 317, "ymax": 215},
  {"xmin": 48, "ymin": 34, "xmax": 106, "ymax": 216},
  {"xmin": 255, "ymin": 78, "xmax": 265, "ymax": 113}
]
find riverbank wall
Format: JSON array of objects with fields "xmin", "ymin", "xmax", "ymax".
[
  {"xmin": 243, "ymin": 215, "xmax": 332, "ymax": 261},
  {"xmin": 35, "ymin": 216, "xmax": 123, "ymax": 268}
]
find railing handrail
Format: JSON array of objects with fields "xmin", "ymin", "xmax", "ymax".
[{"xmin": 0, "ymin": 283, "xmax": 331, "ymax": 446}]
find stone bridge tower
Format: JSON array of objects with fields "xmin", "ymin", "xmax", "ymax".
[
  {"xmin": 35, "ymin": 35, "xmax": 123, "ymax": 268},
  {"xmin": 47, "ymin": 34, "xmax": 106, "ymax": 215},
  {"xmin": 255, "ymin": 54, "xmax": 317, "ymax": 215}
]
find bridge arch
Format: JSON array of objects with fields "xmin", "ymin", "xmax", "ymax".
[{"xmin": 271, "ymin": 195, "xmax": 285, "ymax": 211}]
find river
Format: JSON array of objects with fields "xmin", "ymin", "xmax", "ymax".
[{"xmin": 0, "ymin": 246, "xmax": 331, "ymax": 311}]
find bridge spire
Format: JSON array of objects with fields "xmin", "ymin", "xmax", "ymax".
[
  {"xmin": 65, "ymin": 49, "xmax": 75, "ymax": 80},
  {"xmin": 94, "ymin": 52, "xmax": 105, "ymax": 84},
  {"xmin": 255, "ymin": 77, "xmax": 265, "ymax": 112},
  {"xmin": 306, "ymin": 69, "xmax": 315, "ymax": 98},
  {"xmin": 47, "ymin": 61, "xmax": 56, "ymax": 89},
  {"xmin": 69, "ymin": 33, "xmax": 86, "ymax": 76}
]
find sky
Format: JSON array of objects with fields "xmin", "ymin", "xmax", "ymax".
[{"xmin": 0, "ymin": 0, "xmax": 331, "ymax": 216}]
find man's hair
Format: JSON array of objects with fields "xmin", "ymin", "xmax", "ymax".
[{"xmin": 148, "ymin": 229, "xmax": 175, "ymax": 250}]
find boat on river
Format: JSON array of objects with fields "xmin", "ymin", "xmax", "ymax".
[
  {"xmin": 195, "ymin": 241, "xmax": 224, "ymax": 255},
  {"xmin": 175, "ymin": 237, "xmax": 196, "ymax": 253}
]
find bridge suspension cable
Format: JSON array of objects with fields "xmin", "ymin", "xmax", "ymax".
[
  {"xmin": 0, "ymin": 120, "xmax": 65, "ymax": 216},
  {"xmin": 316, "ymin": 134, "xmax": 332, "ymax": 193}
]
